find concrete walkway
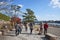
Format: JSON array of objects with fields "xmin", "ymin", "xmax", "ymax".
[{"xmin": 0, "ymin": 26, "xmax": 45, "ymax": 40}]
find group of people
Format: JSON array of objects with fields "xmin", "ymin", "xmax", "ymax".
[
  {"xmin": 23, "ymin": 22, "xmax": 33, "ymax": 34},
  {"xmin": 15, "ymin": 22, "xmax": 34, "ymax": 36},
  {"xmin": 14, "ymin": 22, "xmax": 48, "ymax": 36},
  {"xmin": 38, "ymin": 22, "xmax": 48, "ymax": 35}
]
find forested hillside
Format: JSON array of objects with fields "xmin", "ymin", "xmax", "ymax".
[{"xmin": 0, "ymin": 13, "xmax": 10, "ymax": 21}]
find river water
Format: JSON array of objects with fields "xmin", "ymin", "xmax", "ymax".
[{"xmin": 48, "ymin": 23, "xmax": 60, "ymax": 27}]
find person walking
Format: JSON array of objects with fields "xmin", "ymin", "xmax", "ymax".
[
  {"xmin": 19, "ymin": 22, "xmax": 22, "ymax": 34},
  {"xmin": 44, "ymin": 22, "xmax": 48, "ymax": 35},
  {"xmin": 15, "ymin": 23, "xmax": 20, "ymax": 36},
  {"xmin": 29, "ymin": 22, "xmax": 33, "ymax": 34},
  {"xmin": 24, "ymin": 22, "xmax": 27, "ymax": 31},
  {"xmin": 38, "ymin": 22, "xmax": 43, "ymax": 35}
]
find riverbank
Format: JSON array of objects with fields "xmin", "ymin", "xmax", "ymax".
[
  {"xmin": 48, "ymin": 27, "xmax": 60, "ymax": 40},
  {"xmin": 34, "ymin": 24, "xmax": 60, "ymax": 40}
]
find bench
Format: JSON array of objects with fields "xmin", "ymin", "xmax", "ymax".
[{"xmin": 45, "ymin": 33, "xmax": 57, "ymax": 40}]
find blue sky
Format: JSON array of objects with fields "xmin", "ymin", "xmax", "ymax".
[{"xmin": 0, "ymin": 0, "xmax": 60, "ymax": 21}]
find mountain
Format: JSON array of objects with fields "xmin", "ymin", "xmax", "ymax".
[{"xmin": 0, "ymin": 13, "xmax": 10, "ymax": 21}]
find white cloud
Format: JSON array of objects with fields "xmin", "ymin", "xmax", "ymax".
[
  {"xmin": 18, "ymin": 4, "xmax": 23, "ymax": 8},
  {"xmin": 46, "ymin": 14, "xmax": 56, "ymax": 17},
  {"xmin": 45, "ymin": 14, "xmax": 60, "ymax": 20},
  {"xmin": 0, "ymin": 2, "xmax": 8, "ymax": 5},
  {"xmin": 49, "ymin": 0, "xmax": 60, "ymax": 8},
  {"xmin": 36, "ymin": 14, "xmax": 60, "ymax": 21},
  {"xmin": 36, "ymin": 15, "xmax": 44, "ymax": 21}
]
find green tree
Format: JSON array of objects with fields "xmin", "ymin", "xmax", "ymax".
[
  {"xmin": 0, "ymin": 13, "xmax": 10, "ymax": 21},
  {"xmin": 23, "ymin": 9, "xmax": 36, "ymax": 22},
  {"xmin": 11, "ymin": 5, "xmax": 21, "ymax": 17},
  {"xmin": 0, "ymin": 0, "xmax": 13, "ymax": 17},
  {"xmin": 0, "ymin": 0, "xmax": 21, "ymax": 17}
]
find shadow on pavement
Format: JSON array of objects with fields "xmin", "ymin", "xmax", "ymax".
[
  {"xmin": 21, "ymin": 33, "xmax": 38, "ymax": 35},
  {"xmin": 5, "ymin": 34, "xmax": 16, "ymax": 37},
  {"xmin": 41, "ymin": 37, "xmax": 48, "ymax": 40}
]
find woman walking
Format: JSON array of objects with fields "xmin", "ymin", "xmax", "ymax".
[{"xmin": 38, "ymin": 22, "xmax": 43, "ymax": 35}]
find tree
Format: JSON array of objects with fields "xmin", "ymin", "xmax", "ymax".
[
  {"xmin": 0, "ymin": 0, "xmax": 21, "ymax": 17},
  {"xmin": 23, "ymin": 9, "xmax": 36, "ymax": 22},
  {"xmin": 0, "ymin": 0, "xmax": 13, "ymax": 16},
  {"xmin": 10, "ymin": 5, "xmax": 21, "ymax": 27},
  {"xmin": 0, "ymin": 13, "xmax": 10, "ymax": 21},
  {"xmin": 11, "ymin": 5, "xmax": 21, "ymax": 17}
]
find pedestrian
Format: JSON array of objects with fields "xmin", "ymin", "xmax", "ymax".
[
  {"xmin": 15, "ymin": 23, "xmax": 20, "ymax": 36},
  {"xmin": 24, "ymin": 22, "xmax": 27, "ymax": 31},
  {"xmin": 19, "ymin": 22, "xmax": 22, "ymax": 34},
  {"xmin": 44, "ymin": 22, "xmax": 48, "ymax": 35},
  {"xmin": 38, "ymin": 22, "xmax": 43, "ymax": 35},
  {"xmin": 29, "ymin": 22, "xmax": 33, "ymax": 34}
]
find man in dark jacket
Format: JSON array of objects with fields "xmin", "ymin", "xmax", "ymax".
[{"xmin": 29, "ymin": 22, "xmax": 33, "ymax": 34}]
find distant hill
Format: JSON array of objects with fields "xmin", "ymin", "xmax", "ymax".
[{"xmin": 0, "ymin": 13, "xmax": 10, "ymax": 21}]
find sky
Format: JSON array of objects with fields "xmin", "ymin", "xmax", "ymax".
[{"xmin": 0, "ymin": 0, "xmax": 60, "ymax": 21}]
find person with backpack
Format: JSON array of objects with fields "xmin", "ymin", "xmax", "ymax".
[
  {"xmin": 29, "ymin": 22, "xmax": 33, "ymax": 34},
  {"xmin": 15, "ymin": 23, "xmax": 20, "ymax": 36},
  {"xmin": 19, "ymin": 22, "xmax": 22, "ymax": 34},
  {"xmin": 44, "ymin": 22, "xmax": 48, "ymax": 35}
]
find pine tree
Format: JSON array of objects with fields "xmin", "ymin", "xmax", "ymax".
[{"xmin": 23, "ymin": 9, "xmax": 36, "ymax": 22}]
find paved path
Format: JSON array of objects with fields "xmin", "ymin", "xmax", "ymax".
[{"xmin": 0, "ymin": 26, "xmax": 45, "ymax": 40}]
